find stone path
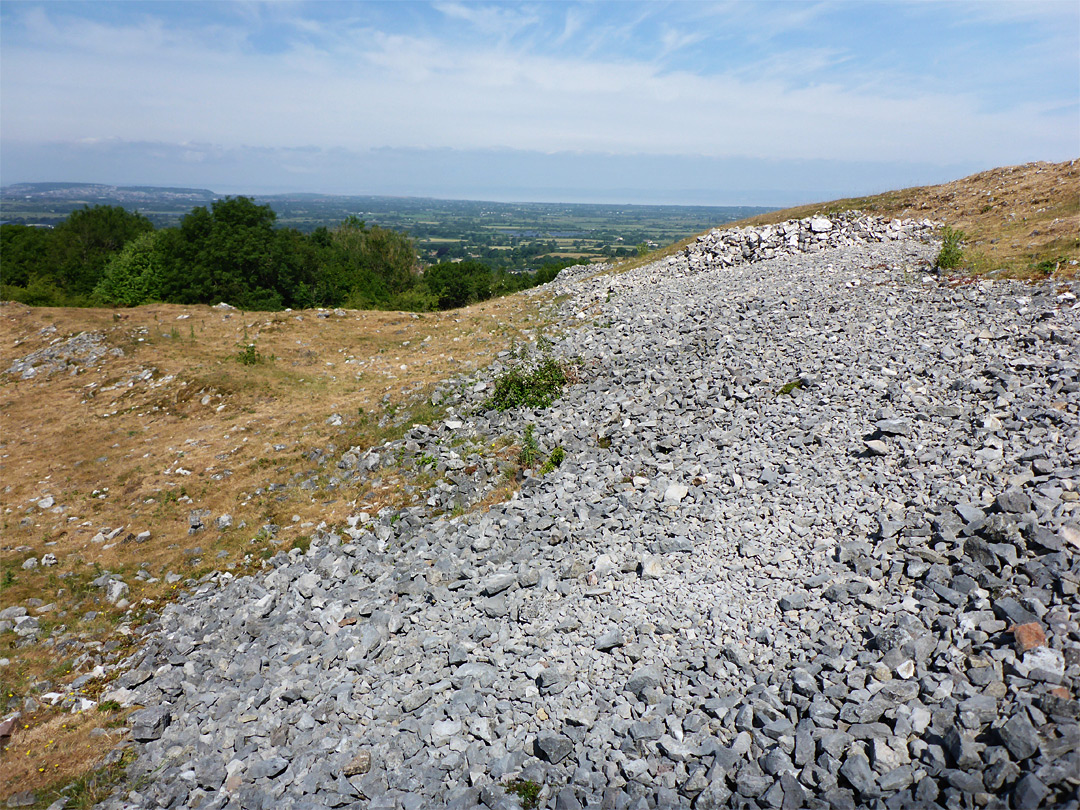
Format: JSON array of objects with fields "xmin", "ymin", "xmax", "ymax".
[{"xmin": 96, "ymin": 218, "xmax": 1079, "ymax": 810}]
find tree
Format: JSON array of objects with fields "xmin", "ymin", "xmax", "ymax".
[
  {"xmin": 93, "ymin": 231, "xmax": 165, "ymax": 306},
  {"xmin": 329, "ymin": 218, "xmax": 418, "ymax": 307},
  {"xmin": 0, "ymin": 224, "xmax": 54, "ymax": 289},
  {"xmin": 52, "ymin": 205, "xmax": 154, "ymax": 297},
  {"xmin": 158, "ymin": 196, "xmax": 301, "ymax": 309}
]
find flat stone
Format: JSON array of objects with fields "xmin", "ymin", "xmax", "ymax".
[
  {"xmin": 535, "ymin": 731, "xmax": 573, "ymax": 764},
  {"xmin": 998, "ymin": 713, "xmax": 1039, "ymax": 760},
  {"xmin": 249, "ymin": 755, "xmax": 289, "ymax": 780}
]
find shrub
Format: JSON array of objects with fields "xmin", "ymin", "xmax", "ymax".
[
  {"xmin": 505, "ymin": 779, "xmax": 542, "ymax": 810},
  {"xmin": 935, "ymin": 226, "xmax": 964, "ymax": 270},
  {"xmin": 488, "ymin": 356, "xmax": 570, "ymax": 411},
  {"xmin": 235, "ymin": 344, "xmax": 265, "ymax": 366}
]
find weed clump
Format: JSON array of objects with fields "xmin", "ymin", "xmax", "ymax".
[
  {"xmin": 505, "ymin": 778, "xmax": 542, "ymax": 810},
  {"xmin": 235, "ymin": 343, "xmax": 266, "ymax": 366},
  {"xmin": 539, "ymin": 446, "xmax": 565, "ymax": 475},
  {"xmin": 518, "ymin": 424, "xmax": 540, "ymax": 468},
  {"xmin": 935, "ymin": 226, "xmax": 964, "ymax": 270},
  {"xmin": 488, "ymin": 355, "xmax": 576, "ymax": 411}
]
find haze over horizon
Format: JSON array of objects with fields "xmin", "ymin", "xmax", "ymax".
[{"xmin": 1, "ymin": 1, "xmax": 1076, "ymax": 207}]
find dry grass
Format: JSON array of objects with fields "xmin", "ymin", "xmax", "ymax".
[
  {"xmin": 728, "ymin": 159, "xmax": 1079, "ymax": 279},
  {"xmin": 610, "ymin": 159, "xmax": 1078, "ymax": 280},
  {"xmin": 0, "ymin": 706, "xmax": 131, "ymax": 808},
  {"xmin": 0, "ymin": 292, "xmax": 555, "ymax": 802}
]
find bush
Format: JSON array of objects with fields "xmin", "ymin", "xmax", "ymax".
[
  {"xmin": 235, "ymin": 344, "xmax": 266, "ymax": 366},
  {"xmin": 488, "ymin": 356, "xmax": 569, "ymax": 411},
  {"xmin": 94, "ymin": 231, "xmax": 164, "ymax": 306},
  {"xmin": 935, "ymin": 226, "xmax": 964, "ymax": 270}
]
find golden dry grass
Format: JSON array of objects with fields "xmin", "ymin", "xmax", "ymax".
[
  {"xmin": 1, "ymin": 706, "xmax": 131, "ymax": 807},
  {"xmin": 610, "ymin": 159, "xmax": 1078, "ymax": 280},
  {"xmin": 730, "ymin": 159, "xmax": 1079, "ymax": 279},
  {"xmin": 0, "ymin": 291, "xmax": 554, "ymax": 802}
]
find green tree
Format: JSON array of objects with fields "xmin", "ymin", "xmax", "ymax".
[
  {"xmin": 0, "ymin": 224, "xmax": 54, "ymax": 288},
  {"xmin": 93, "ymin": 231, "xmax": 165, "ymax": 306},
  {"xmin": 329, "ymin": 217, "xmax": 418, "ymax": 307},
  {"xmin": 158, "ymin": 196, "xmax": 308, "ymax": 309},
  {"xmin": 52, "ymin": 205, "xmax": 154, "ymax": 297}
]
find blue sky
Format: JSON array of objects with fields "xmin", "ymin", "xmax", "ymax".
[{"xmin": 1, "ymin": 1, "xmax": 1077, "ymax": 205}]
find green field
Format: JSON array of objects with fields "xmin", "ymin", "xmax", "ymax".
[{"xmin": 1, "ymin": 183, "xmax": 773, "ymax": 272}]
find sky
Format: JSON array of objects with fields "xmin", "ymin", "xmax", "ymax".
[{"xmin": 1, "ymin": 1, "xmax": 1077, "ymax": 206}]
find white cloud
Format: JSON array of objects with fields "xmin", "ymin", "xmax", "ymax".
[{"xmin": 1, "ymin": 2, "xmax": 1075, "ymax": 179}]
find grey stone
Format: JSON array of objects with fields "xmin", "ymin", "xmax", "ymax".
[{"xmin": 535, "ymin": 731, "xmax": 573, "ymax": 764}]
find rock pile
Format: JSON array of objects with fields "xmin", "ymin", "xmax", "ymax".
[
  {"xmin": 5, "ymin": 328, "xmax": 124, "ymax": 379},
  {"xmin": 682, "ymin": 214, "xmax": 939, "ymax": 273},
  {"xmin": 93, "ymin": 229, "xmax": 1078, "ymax": 810}
]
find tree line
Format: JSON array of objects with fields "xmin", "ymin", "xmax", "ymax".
[{"xmin": 0, "ymin": 197, "xmax": 572, "ymax": 311}]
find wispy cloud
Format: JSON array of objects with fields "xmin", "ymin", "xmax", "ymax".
[{"xmin": 0, "ymin": 1, "xmax": 1075, "ymax": 200}]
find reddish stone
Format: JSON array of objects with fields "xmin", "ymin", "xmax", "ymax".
[
  {"xmin": 1049, "ymin": 686, "xmax": 1072, "ymax": 701},
  {"xmin": 1011, "ymin": 622, "xmax": 1046, "ymax": 653}
]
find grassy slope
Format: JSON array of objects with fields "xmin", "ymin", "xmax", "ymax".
[
  {"xmin": 731, "ymin": 159, "xmax": 1079, "ymax": 279},
  {"xmin": 612, "ymin": 159, "xmax": 1079, "ymax": 280},
  {"xmin": 0, "ymin": 294, "xmax": 553, "ymax": 805}
]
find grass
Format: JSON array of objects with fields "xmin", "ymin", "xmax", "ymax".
[
  {"xmin": 720, "ymin": 159, "xmax": 1078, "ymax": 280},
  {"xmin": 0, "ymin": 291, "xmax": 558, "ymax": 803}
]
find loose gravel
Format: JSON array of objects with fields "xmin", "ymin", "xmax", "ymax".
[{"xmin": 90, "ymin": 216, "xmax": 1078, "ymax": 810}]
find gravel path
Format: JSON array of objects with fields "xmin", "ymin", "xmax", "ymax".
[{"xmin": 95, "ymin": 219, "xmax": 1079, "ymax": 810}]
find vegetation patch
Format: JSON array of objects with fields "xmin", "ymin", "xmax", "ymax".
[
  {"xmin": 777, "ymin": 378, "xmax": 805, "ymax": 396},
  {"xmin": 504, "ymin": 778, "xmax": 542, "ymax": 810},
  {"xmin": 539, "ymin": 446, "xmax": 566, "ymax": 475},
  {"xmin": 487, "ymin": 355, "xmax": 580, "ymax": 412},
  {"xmin": 935, "ymin": 226, "xmax": 965, "ymax": 270}
]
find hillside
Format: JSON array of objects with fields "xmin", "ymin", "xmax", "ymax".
[
  {"xmin": 1, "ymin": 164, "xmax": 1078, "ymax": 807},
  {"xmin": 732, "ymin": 160, "xmax": 1079, "ymax": 279}
]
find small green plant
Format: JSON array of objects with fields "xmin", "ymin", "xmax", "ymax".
[
  {"xmin": 518, "ymin": 424, "xmax": 540, "ymax": 468},
  {"xmin": 505, "ymin": 779, "xmax": 542, "ymax": 810},
  {"xmin": 1033, "ymin": 256, "xmax": 1063, "ymax": 277},
  {"xmin": 935, "ymin": 226, "xmax": 965, "ymax": 270},
  {"xmin": 2, "ymin": 569, "xmax": 14, "ymax": 587},
  {"xmin": 488, "ymin": 356, "xmax": 571, "ymax": 411},
  {"xmin": 777, "ymin": 378, "xmax": 804, "ymax": 396},
  {"xmin": 539, "ymin": 446, "xmax": 565, "ymax": 475},
  {"xmin": 236, "ymin": 343, "xmax": 265, "ymax": 366},
  {"xmin": 290, "ymin": 535, "xmax": 311, "ymax": 555},
  {"xmin": 97, "ymin": 699, "xmax": 122, "ymax": 713}
]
